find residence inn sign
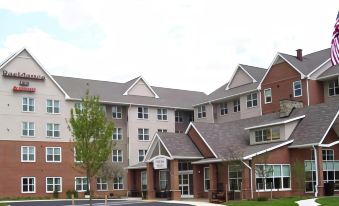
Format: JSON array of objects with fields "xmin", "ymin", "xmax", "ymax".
[{"xmin": 153, "ymin": 156, "xmax": 167, "ymax": 170}]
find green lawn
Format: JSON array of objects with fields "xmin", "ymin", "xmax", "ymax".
[
  {"xmin": 225, "ymin": 197, "xmax": 303, "ymax": 206},
  {"xmin": 316, "ymin": 196, "xmax": 339, "ymax": 206}
]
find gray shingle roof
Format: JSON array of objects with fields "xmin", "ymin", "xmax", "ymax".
[
  {"xmin": 52, "ymin": 75, "xmax": 207, "ymax": 109},
  {"xmin": 317, "ymin": 64, "xmax": 339, "ymax": 80},
  {"xmin": 157, "ymin": 132, "xmax": 203, "ymax": 158},
  {"xmin": 279, "ymin": 48, "xmax": 330, "ymax": 76},
  {"xmin": 192, "ymin": 102, "xmax": 339, "ymax": 159},
  {"xmin": 240, "ymin": 64, "xmax": 267, "ymax": 82}
]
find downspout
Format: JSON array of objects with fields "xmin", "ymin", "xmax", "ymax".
[
  {"xmin": 306, "ymin": 79, "xmax": 310, "ymax": 106},
  {"xmin": 241, "ymin": 160, "xmax": 253, "ymax": 199},
  {"xmin": 313, "ymin": 145, "xmax": 318, "ymax": 197}
]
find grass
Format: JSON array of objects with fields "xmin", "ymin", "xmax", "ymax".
[
  {"xmin": 224, "ymin": 197, "xmax": 304, "ymax": 206},
  {"xmin": 316, "ymin": 196, "xmax": 339, "ymax": 206}
]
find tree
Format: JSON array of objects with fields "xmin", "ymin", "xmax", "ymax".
[{"xmin": 68, "ymin": 93, "xmax": 114, "ymax": 205}]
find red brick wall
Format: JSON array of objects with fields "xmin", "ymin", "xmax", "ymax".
[
  {"xmin": 187, "ymin": 127, "xmax": 215, "ymax": 158},
  {"xmin": 308, "ymin": 80, "xmax": 324, "ymax": 105}
]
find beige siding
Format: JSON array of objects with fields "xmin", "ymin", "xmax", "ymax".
[
  {"xmin": 127, "ymin": 79, "xmax": 155, "ymax": 97},
  {"xmin": 194, "ymin": 104, "xmax": 214, "ymax": 123},
  {"xmin": 228, "ymin": 68, "xmax": 253, "ymax": 89}
]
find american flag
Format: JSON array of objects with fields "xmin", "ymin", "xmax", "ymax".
[{"xmin": 331, "ymin": 11, "xmax": 339, "ymax": 65}]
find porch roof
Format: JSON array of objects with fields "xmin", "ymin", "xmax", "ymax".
[{"xmin": 125, "ymin": 162, "xmax": 146, "ymax": 170}]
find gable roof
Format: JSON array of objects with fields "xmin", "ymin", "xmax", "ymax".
[
  {"xmin": 123, "ymin": 76, "xmax": 160, "ymax": 98},
  {"xmin": 194, "ymin": 65, "xmax": 266, "ymax": 106},
  {"xmin": 226, "ymin": 64, "xmax": 259, "ymax": 90},
  {"xmin": 317, "ymin": 64, "xmax": 339, "ymax": 80},
  {"xmin": 52, "ymin": 75, "xmax": 207, "ymax": 109}
]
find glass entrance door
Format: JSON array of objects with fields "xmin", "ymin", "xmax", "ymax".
[{"xmin": 179, "ymin": 173, "xmax": 193, "ymax": 198}]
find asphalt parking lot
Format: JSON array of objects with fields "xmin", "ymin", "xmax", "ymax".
[{"xmin": 6, "ymin": 199, "xmax": 193, "ymax": 206}]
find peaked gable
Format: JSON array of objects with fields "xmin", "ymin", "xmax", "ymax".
[
  {"xmin": 123, "ymin": 76, "xmax": 159, "ymax": 98},
  {"xmin": 226, "ymin": 65, "xmax": 256, "ymax": 90}
]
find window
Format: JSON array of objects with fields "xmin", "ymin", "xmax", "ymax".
[
  {"xmin": 138, "ymin": 150, "xmax": 147, "ymax": 162},
  {"xmin": 112, "ymin": 127, "xmax": 123, "ymax": 140},
  {"xmin": 137, "ymin": 107, "xmax": 148, "ymax": 119},
  {"xmin": 247, "ymin": 93, "xmax": 258, "ymax": 108},
  {"xmin": 46, "ymin": 177, "xmax": 62, "ymax": 193},
  {"xmin": 21, "ymin": 146, "xmax": 35, "ymax": 162},
  {"xmin": 157, "ymin": 108, "xmax": 168, "ymax": 120},
  {"xmin": 112, "ymin": 105, "xmax": 122, "ymax": 119},
  {"xmin": 220, "ymin": 103, "xmax": 228, "ymax": 115},
  {"xmin": 293, "ymin": 80, "xmax": 302, "ymax": 97},
  {"xmin": 255, "ymin": 164, "xmax": 291, "ymax": 191},
  {"xmin": 255, "ymin": 127, "xmax": 280, "ymax": 143},
  {"xmin": 22, "ymin": 177, "xmax": 35, "ymax": 193},
  {"xmin": 204, "ymin": 167, "xmax": 210, "ymax": 192},
  {"xmin": 47, "ymin": 100, "xmax": 60, "ymax": 114},
  {"xmin": 264, "ymin": 88, "xmax": 272, "ymax": 104},
  {"xmin": 233, "ymin": 99, "xmax": 240, "ymax": 112},
  {"xmin": 46, "ymin": 147, "xmax": 61, "ymax": 162},
  {"xmin": 74, "ymin": 148, "xmax": 83, "ymax": 163},
  {"xmin": 323, "ymin": 149, "xmax": 334, "ymax": 161},
  {"xmin": 138, "ymin": 128, "xmax": 149, "ymax": 141},
  {"xmin": 22, "ymin": 122, "xmax": 35, "ymax": 137},
  {"xmin": 22, "ymin": 97, "xmax": 34, "ymax": 112},
  {"xmin": 141, "ymin": 171, "xmax": 147, "ymax": 191},
  {"xmin": 112, "ymin": 150, "xmax": 123, "ymax": 162},
  {"xmin": 329, "ymin": 79, "xmax": 339, "ymax": 96},
  {"xmin": 178, "ymin": 161, "xmax": 192, "ymax": 171},
  {"xmin": 175, "ymin": 111, "xmax": 183, "ymax": 123},
  {"xmin": 113, "ymin": 177, "xmax": 124, "ymax": 190},
  {"xmin": 175, "ymin": 130, "xmax": 184, "ymax": 134},
  {"xmin": 75, "ymin": 177, "xmax": 88, "ymax": 192},
  {"xmin": 96, "ymin": 177, "xmax": 108, "ymax": 191},
  {"xmin": 158, "ymin": 129, "xmax": 167, "ymax": 133},
  {"xmin": 322, "ymin": 160, "xmax": 339, "ymax": 191},
  {"xmin": 46, "ymin": 123, "xmax": 60, "ymax": 138},
  {"xmin": 197, "ymin": 105, "xmax": 206, "ymax": 118},
  {"xmin": 305, "ymin": 160, "xmax": 316, "ymax": 192},
  {"xmin": 159, "ymin": 170, "xmax": 168, "ymax": 191},
  {"xmin": 229, "ymin": 165, "xmax": 242, "ymax": 191},
  {"xmin": 74, "ymin": 102, "xmax": 83, "ymax": 111}
]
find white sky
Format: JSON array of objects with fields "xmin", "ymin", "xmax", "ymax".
[{"xmin": 0, "ymin": 0, "xmax": 338, "ymax": 94}]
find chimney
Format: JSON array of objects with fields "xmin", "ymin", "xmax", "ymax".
[
  {"xmin": 296, "ymin": 49, "xmax": 303, "ymax": 61},
  {"xmin": 279, "ymin": 99, "xmax": 303, "ymax": 118}
]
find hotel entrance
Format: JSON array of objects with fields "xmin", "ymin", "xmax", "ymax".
[{"xmin": 178, "ymin": 160, "xmax": 194, "ymax": 198}]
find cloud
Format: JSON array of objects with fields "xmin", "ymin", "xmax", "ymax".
[{"xmin": 0, "ymin": 0, "xmax": 338, "ymax": 94}]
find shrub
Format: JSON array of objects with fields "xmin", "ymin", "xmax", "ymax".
[
  {"xmin": 66, "ymin": 190, "xmax": 78, "ymax": 199},
  {"xmin": 257, "ymin": 197, "xmax": 268, "ymax": 201}
]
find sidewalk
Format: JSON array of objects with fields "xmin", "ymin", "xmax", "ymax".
[
  {"xmin": 296, "ymin": 198, "xmax": 319, "ymax": 206},
  {"xmin": 160, "ymin": 199, "xmax": 222, "ymax": 206}
]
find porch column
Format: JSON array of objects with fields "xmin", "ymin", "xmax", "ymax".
[
  {"xmin": 208, "ymin": 163, "xmax": 217, "ymax": 201},
  {"xmin": 146, "ymin": 162, "xmax": 155, "ymax": 199},
  {"xmin": 170, "ymin": 159, "xmax": 181, "ymax": 200},
  {"xmin": 316, "ymin": 146, "xmax": 324, "ymax": 196},
  {"xmin": 193, "ymin": 164, "xmax": 204, "ymax": 198},
  {"xmin": 241, "ymin": 161, "xmax": 251, "ymax": 200},
  {"xmin": 127, "ymin": 169, "xmax": 135, "ymax": 196}
]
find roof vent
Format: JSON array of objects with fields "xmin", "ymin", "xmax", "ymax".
[
  {"xmin": 296, "ymin": 49, "xmax": 303, "ymax": 61},
  {"xmin": 279, "ymin": 99, "xmax": 303, "ymax": 118}
]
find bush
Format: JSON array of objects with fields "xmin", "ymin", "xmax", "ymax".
[
  {"xmin": 66, "ymin": 190, "xmax": 78, "ymax": 199},
  {"xmin": 257, "ymin": 197, "xmax": 268, "ymax": 201}
]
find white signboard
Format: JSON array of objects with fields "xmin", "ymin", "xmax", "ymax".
[{"xmin": 153, "ymin": 157, "xmax": 167, "ymax": 170}]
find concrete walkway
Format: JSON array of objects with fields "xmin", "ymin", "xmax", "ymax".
[
  {"xmin": 296, "ymin": 198, "xmax": 319, "ymax": 206},
  {"xmin": 161, "ymin": 200, "xmax": 221, "ymax": 206}
]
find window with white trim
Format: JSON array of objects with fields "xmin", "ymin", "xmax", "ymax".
[
  {"xmin": 255, "ymin": 164, "xmax": 291, "ymax": 191},
  {"xmin": 323, "ymin": 161, "xmax": 339, "ymax": 191},
  {"xmin": 204, "ymin": 167, "xmax": 210, "ymax": 192},
  {"xmin": 75, "ymin": 177, "xmax": 88, "ymax": 192},
  {"xmin": 323, "ymin": 149, "xmax": 334, "ymax": 161},
  {"xmin": 159, "ymin": 170, "xmax": 168, "ymax": 191},
  {"xmin": 233, "ymin": 99, "xmax": 240, "ymax": 112},
  {"xmin": 247, "ymin": 93, "xmax": 258, "ymax": 108},
  {"xmin": 175, "ymin": 111, "xmax": 183, "ymax": 123},
  {"xmin": 22, "ymin": 97, "xmax": 34, "ymax": 112},
  {"xmin": 112, "ymin": 127, "xmax": 123, "ymax": 140},
  {"xmin": 197, "ymin": 105, "xmax": 206, "ymax": 118},
  {"xmin": 264, "ymin": 88, "xmax": 272, "ymax": 104},
  {"xmin": 112, "ymin": 105, "xmax": 122, "ymax": 119},
  {"xmin": 113, "ymin": 176, "xmax": 124, "ymax": 190},
  {"xmin": 138, "ymin": 149, "xmax": 147, "ymax": 162},
  {"xmin": 137, "ymin": 107, "xmax": 148, "ymax": 119},
  {"xmin": 158, "ymin": 129, "xmax": 167, "ymax": 133},
  {"xmin": 22, "ymin": 122, "xmax": 35, "ymax": 137},
  {"xmin": 47, "ymin": 100, "xmax": 60, "ymax": 114},
  {"xmin": 329, "ymin": 79, "xmax": 339, "ymax": 96},
  {"xmin": 22, "ymin": 177, "xmax": 35, "ymax": 193},
  {"xmin": 74, "ymin": 102, "xmax": 83, "ymax": 111},
  {"xmin": 138, "ymin": 128, "xmax": 149, "ymax": 141},
  {"xmin": 157, "ymin": 108, "xmax": 168, "ymax": 120},
  {"xmin": 112, "ymin": 149, "xmax": 123, "ymax": 162},
  {"xmin": 220, "ymin": 103, "xmax": 228, "ymax": 115},
  {"xmin": 305, "ymin": 160, "xmax": 316, "ymax": 192},
  {"xmin": 96, "ymin": 177, "xmax": 108, "ymax": 191},
  {"xmin": 229, "ymin": 165, "xmax": 242, "ymax": 191},
  {"xmin": 21, "ymin": 146, "xmax": 35, "ymax": 162},
  {"xmin": 254, "ymin": 127, "xmax": 280, "ymax": 143},
  {"xmin": 46, "ymin": 147, "xmax": 61, "ymax": 162},
  {"xmin": 46, "ymin": 177, "xmax": 62, "ymax": 193},
  {"xmin": 46, "ymin": 123, "xmax": 60, "ymax": 138},
  {"xmin": 293, "ymin": 80, "xmax": 302, "ymax": 97},
  {"xmin": 141, "ymin": 171, "xmax": 147, "ymax": 191}
]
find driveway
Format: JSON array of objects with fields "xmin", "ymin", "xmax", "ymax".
[{"xmin": 6, "ymin": 199, "xmax": 194, "ymax": 206}]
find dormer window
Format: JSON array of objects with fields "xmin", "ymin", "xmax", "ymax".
[{"xmin": 255, "ymin": 127, "xmax": 280, "ymax": 143}]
